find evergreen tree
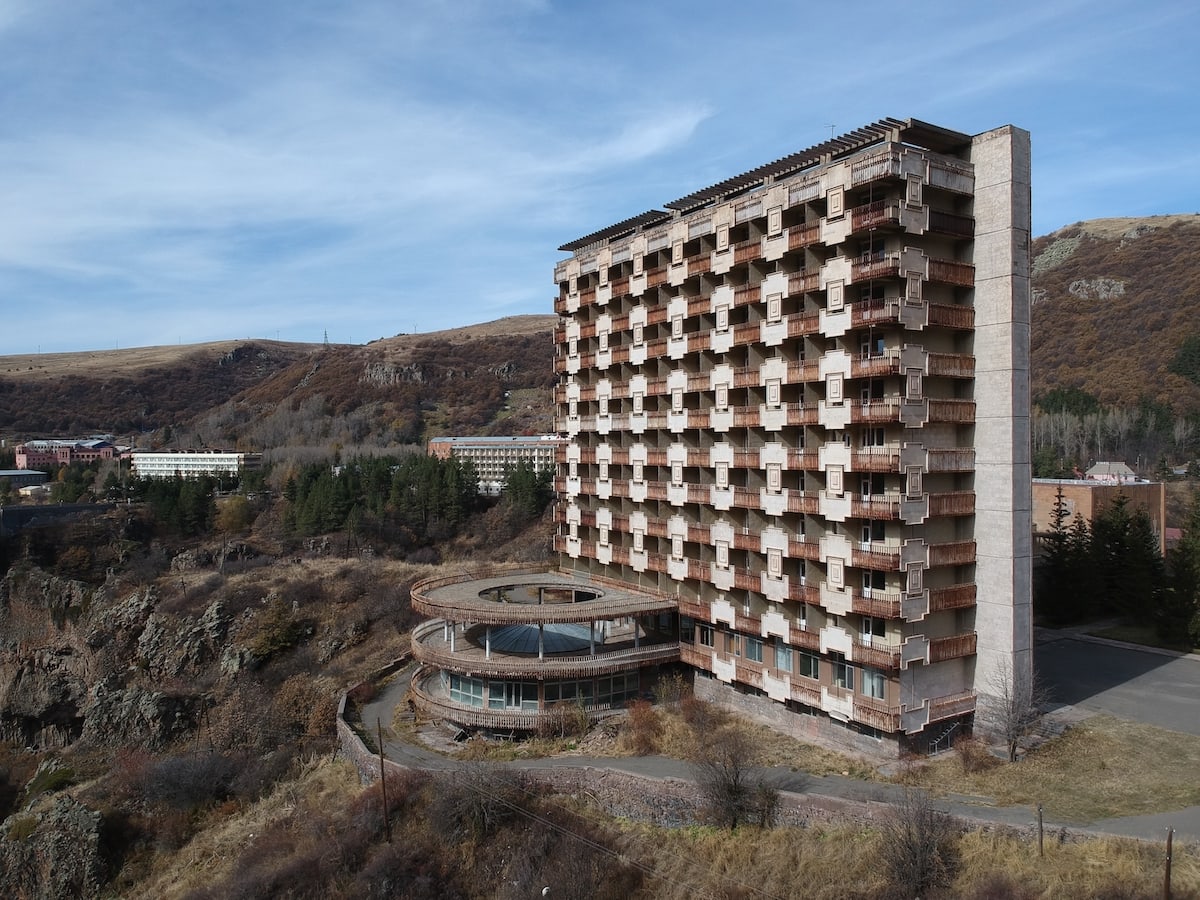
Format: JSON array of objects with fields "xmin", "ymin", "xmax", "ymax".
[{"xmin": 1165, "ymin": 491, "xmax": 1200, "ymax": 646}]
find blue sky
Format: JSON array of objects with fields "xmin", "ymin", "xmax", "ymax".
[{"xmin": 0, "ymin": 0, "xmax": 1197, "ymax": 355}]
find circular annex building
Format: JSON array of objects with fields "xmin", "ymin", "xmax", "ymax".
[{"xmin": 410, "ymin": 567, "xmax": 679, "ymax": 732}]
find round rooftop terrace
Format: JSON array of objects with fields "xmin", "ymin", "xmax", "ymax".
[{"xmin": 409, "ymin": 566, "xmax": 678, "ymax": 626}]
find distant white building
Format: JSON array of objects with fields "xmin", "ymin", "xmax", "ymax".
[
  {"xmin": 427, "ymin": 435, "xmax": 564, "ymax": 495},
  {"xmin": 131, "ymin": 450, "xmax": 262, "ymax": 480}
]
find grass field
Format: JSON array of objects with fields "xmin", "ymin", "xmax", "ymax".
[{"xmin": 900, "ymin": 715, "xmax": 1200, "ymax": 822}]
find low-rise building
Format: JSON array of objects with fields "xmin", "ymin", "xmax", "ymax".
[
  {"xmin": 427, "ymin": 435, "xmax": 564, "ymax": 495},
  {"xmin": 1032, "ymin": 477, "xmax": 1166, "ymax": 555},
  {"xmin": 16, "ymin": 439, "xmax": 120, "ymax": 469},
  {"xmin": 130, "ymin": 450, "xmax": 262, "ymax": 480}
]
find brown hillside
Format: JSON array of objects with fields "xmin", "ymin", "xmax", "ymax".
[
  {"xmin": 1031, "ymin": 214, "xmax": 1200, "ymax": 412},
  {"xmin": 0, "ymin": 316, "xmax": 558, "ymax": 444}
]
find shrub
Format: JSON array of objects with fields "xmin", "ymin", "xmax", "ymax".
[
  {"xmin": 6, "ymin": 815, "xmax": 36, "ymax": 841},
  {"xmin": 622, "ymin": 700, "xmax": 662, "ymax": 755},
  {"xmin": 955, "ymin": 738, "xmax": 999, "ymax": 775},
  {"xmin": 878, "ymin": 789, "xmax": 958, "ymax": 898}
]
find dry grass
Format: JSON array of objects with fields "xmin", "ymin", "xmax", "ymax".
[
  {"xmin": 901, "ymin": 716, "xmax": 1200, "ymax": 822},
  {"xmin": 618, "ymin": 818, "xmax": 1200, "ymax": 900},
  {"xmin": 119, "ymin": 756, "xmax": 362, "ymax": 900}
]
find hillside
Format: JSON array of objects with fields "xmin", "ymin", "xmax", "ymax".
[
  {"xmin": 6, "ymin": 214, "xmax": 1200, "ymax": 449},
  {"xmin": 1031, "ymin": 213, "xmax": 1200, "ymax": 412},
  {"xmin": 0, "ymin": 316, "xmax": 558, "ymax": 446}
]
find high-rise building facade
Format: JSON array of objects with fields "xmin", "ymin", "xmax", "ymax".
[{"xmin": 551, "ymin": 119, "xmax": 1032, "ymax": 750}]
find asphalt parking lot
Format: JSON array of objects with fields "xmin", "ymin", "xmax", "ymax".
[{"xmin": 1035, "ymin": 631, "xmax": 1200, "ymax": 736}]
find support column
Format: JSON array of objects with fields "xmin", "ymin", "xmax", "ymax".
[
  {"xmin": 485, "ymin": 626, "xmax": 491, "ymax": 659},
  {"xmin": 538, "ymin": 623, "xmax": 544, "ymax": 660},
  {"xmin": 589, "ymin": 621, "xmax": 596, "ymax": 655},
  {"xmin": 449, "ymin": 622, "xmax": 456, "ymax": 653}
]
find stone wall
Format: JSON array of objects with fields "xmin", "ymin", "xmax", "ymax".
[{"xmin": 693, "ymin": 675, "xmax": 897, "ymax": 758}]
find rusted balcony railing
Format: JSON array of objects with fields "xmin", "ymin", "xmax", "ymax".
[
  {"xmin": 927, "ymin": 210, "xmax": 974, "ymax": 238},
  {"xmin": 929, "ymin": 583, "xmax": 976, "ymax": 612},
  {"xmin": 928, "ymin": 690, "xmax": 976, "ymax": 722},
  {"xmin": 928, "ymin": 259, "xmax": 974, "ymax": 286},
  {"xmin": 926, "ymin": 352, "xmax": 975, "ymax": 378},
  {"xmin": 929, "ymin": 540, "xmax": 976, "ymax": 567},
  {"xmin": 928, "ymin": 492, "xmax": 975, "ymax": 517},
  {"xmin": 851, "ymin": 494, "xmax": 901, "ymax": 519},
  {"xmin": 854, "ymin": 696, "xmax": 901, "ymax": 732},
  {"xmin": 851, "ymin": 449, "xmax": 901, "ymax": 472},
  {"xmin": 851, "ymin": 590, "xmax": 902, "ymax": 619},
  {"xmin": 927, "ymin": 303, "xmax": 974, "ymax": 329},
  {"xmin": 926, "ymin": 448, "xmax": 975, "ymax": 472},
  {"xmin": 929, "ymin": 632, "xmax": 977, "ymax": 662},
  {"xmin": 788, "ymin": 223, "xmax": 820, "ymax": 251},
  {"xmin": 928, "ymin": 399, "xmax": 976, "ymax": 424},
  {"xmin": 851, "ymin": 200, "xmax": 902, "ymax": 232}
]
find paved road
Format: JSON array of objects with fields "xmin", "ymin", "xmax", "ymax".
[{"xmin": 359, "ymin": 641, "xmax": 1200, "ymax": 842}]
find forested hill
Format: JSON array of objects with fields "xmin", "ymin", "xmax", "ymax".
[{"xmin": 1031, "ymin": 214, "xmax": 1200, "ymax": 413}]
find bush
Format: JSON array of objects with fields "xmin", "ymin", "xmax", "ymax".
[
  {"xmin": 878, "ymin": 789, "xmax": 958, "ymax": 898},
  {"xmin": 955, "ymin": 738, "xmax": 999, "ymax": 775},
  {"xmin": 140, "ymin": 752, "xmax": 238, "ymax": 810},
  {"xmin": 622, "ymin": 700, "xmax": 662, "ymax": 755}
]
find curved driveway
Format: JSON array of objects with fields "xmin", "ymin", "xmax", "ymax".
[{"xmin": 360, "ymin": 637, "xmax": 1200, "ymax": 842}]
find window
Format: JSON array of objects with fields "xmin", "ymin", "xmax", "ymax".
[
  {"xmin": 796, "ymin": 603, "xmax": 808, "ymax": 629},
  {"xmin": 797, "ymin": 650, "xmax": 819, "ymax": 680},
  {"xmin": 745, "ymin": 636, "xmax": 764, "ymax": 663},
  {"xmin": 862, "ymin": 427, "xmax": 885, "ymax": 448},
  {"xmin": 774, "ymin": 640, "xmax": 792, "ymax": 673},
  {"xmin": 832, "ymin": 653, "xmax": 854, "ymax": 691},
  {"xmin": 861, "ymin": 616, "xmax": 886, "ymax": 644},
  {"xmin": 725, "ymin": 631, "xmax": 741, "ymax": 656},
  {"xmin": 861, "ymin": 520, "xmax": 884, "ymax": 543},
  {"xmin": 863, "ymin": 668, "xmax": 886, "ymax": 700},
  {"xmin": 699, "ymin": 625, "xmax": 715, "ymax": 647},
  {"xmin": 862, "ymin": 570, "xmax": 885, "ymax": 594}
]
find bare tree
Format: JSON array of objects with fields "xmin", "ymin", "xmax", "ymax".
[
  {"xmin": 988, "ymin": 659, "xmax": 1052, "ymax": 763},
  {"xmin": 879, "ymin": 788, "xmax": 957, "ymax": 898},
  {"xmin": 688, "ymin": 721, "xmax": 780, "ymax": 829}
]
